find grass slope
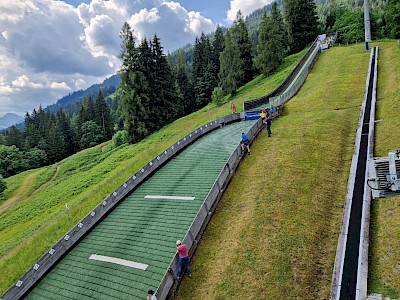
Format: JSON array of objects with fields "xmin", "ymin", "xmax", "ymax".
[
  {"xmin": 368, "ymin": 41, "xmax": 400, "ymax": 298},
  {"xmin": 175, "ymin": 44, "xmax": 371, "ymax": 299},
  {"xmin": 0, "ymin": 50, "xmax": 304, "ymax": 294}
]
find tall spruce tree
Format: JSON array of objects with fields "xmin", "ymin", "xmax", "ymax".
[
  {"xmin": 234, "ymin": 11, "xmax": 254, "ymax": 83},
  {"xmin": 24, "ymin": 110, "xmax": 39, "ymax": 150},
  {"xmin": 219, "ymin": 11, "xmax": 254, "ymax": 95},
  {"xmin": 285, "ymin": 0, "xmax": 318, "ymax": 54},
  {"xmin": 5, "ymin": 126, "xmax": 24, "ymax": 150},
  {"xmin": 174, "ymin": 49, "xmax": 194, "ymax": 116},
  {"xmin": 94, "ymin": 90, "xmax": 113, "ymax": 141},
  {"xmin": 192, "ymin": 33, "xmax": 214, "ymax": 108},
  {"xmin": 121, "ymin": 70, "xmax": 150, "ymax": 143},
  {"xmin": 46, "ymin": 116, "xmax": 66, "ymax": 163},
  {"xmin": 219, "ymin": 29, "xmax": 242, "ymax": 95},
  {"xmin": 56, "ymin": 110, "xmax": 76, "ymax": 155},
  {"xmin": 271, "ymin": 2, "xmax": 288, "ymax": 53},
  {"xmin": 211, "ymin": 25, "xmax": 225, "ymax": 89},
  {"xmin": 77, "ymin": 96, "xmax": 95, "ymax": 142},
  {"xmin": 256, "ymin": 9, "xmax": 284, "ymax": 75},
  {"xmin": 151, "ymin": 35, "xmax": 179, "ymax": 126},
  {"xmin": 118, "ymin": 22, "xmax": 150, "ymax": 143}
]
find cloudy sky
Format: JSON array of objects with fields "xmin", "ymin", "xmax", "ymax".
[{"xmin": 0, "ymin": 0, "xmax": 271, "ymax": 117}]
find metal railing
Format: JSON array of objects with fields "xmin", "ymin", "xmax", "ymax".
[
  {"xmin": 244, "ymin": 32, "xmax": 338, "ymax": 112},
  {"xmin": 243, "ymin": 38, "xmax": 319, "ymax": 111},
  {"xmin": 268, "ymin": 43, "xmax": 321, "ymax": 108}
]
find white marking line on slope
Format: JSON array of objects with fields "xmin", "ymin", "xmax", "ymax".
[
  {"xmin": 144, "ymin": 195, "xmax": 195, "ymax": 201},
  {"xmin": 89, "ymin": 254, "xmax": 148, "ymax": 270}
]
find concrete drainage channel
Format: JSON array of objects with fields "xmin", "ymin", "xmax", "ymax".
[{"xmin": 330, "ymin": 47, "xmax": 378, "ymax": 300}]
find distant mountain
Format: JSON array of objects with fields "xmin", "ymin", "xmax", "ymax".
[
  {"xmin": 45, "ymin": 74, "xmax": 121, "ymax": 115},
  {"xmin": 0, "ymin": 113, "xmax": 24, "ymax": 129},
  {"xmin": 8, "ymin": 74, "xmax": 121, "ymax": 129}
]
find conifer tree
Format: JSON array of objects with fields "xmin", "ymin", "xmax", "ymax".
[
  {"xmin": 24, "ymin": 111, "xmax": 38, "ymax": 150},
  {"xmin": 219, "ymin": 29, "xmax": 242, "ymax": 95},
  {"xmin": 46, "ymin": 117, "xmax": 66, "ymax": 163},
  {"xmin": 234, "ymin": 11, "xmax": 254, "ymax": 83},
  {"xmin": 79, "ymin": 121, "xmax": 103, "ymax": 149},
  {"xmin": 285, "ymin": 0, "xmax": 319, "ymax": 54},
  {"xmin": 120, "ymin": 70, "xmax": 150, "ymax": 143},
  {"xmin": 211, "ymin": 25, "xmax": 225, "ymax": 88},
  {"xmin": 5, "ymin": 126, "xmax": 24, "ymax": 150},
  {"xmin": 151, "ymin": 35, "xmax": 179, "ymax": 126},
  {"xmin": 192, "ymin": 33, "xmax": 214, "ymax": 108},
  {"xmin": 256, "ymin": 9, "xmax": 284, "ymax": 75},
  {"xmin": 271, "ymin": 2, "xmax": 288, "ymax": 52},
  {"xmin": 219, "ymin": 11, "xmax": 253, "ymax": 95},
  {"xmin": 77, "ymin": 96, "xmax": 95, "ymax": 141},
  {"xmin": 56, "ymin": 110, "xmax": 76, "ymax": 155},
  {"xmin": 94, "ymin": 90, "xmax": 113, "ymax": 141},
  {"xmin": 118, "ymin": 22, "xmax": 150, "ymax": 143},
  {"xmin": 384, "ymin": 0, "xmax": 400, "ymax": 38},
  {"xmin": 174, "ymin": 49, "xmax": 194, "ymax": 116}
]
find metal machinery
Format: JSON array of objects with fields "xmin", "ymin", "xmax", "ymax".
[{"xmin": 368, "ymin": 148, "xmax": 400, "ymax": 199}]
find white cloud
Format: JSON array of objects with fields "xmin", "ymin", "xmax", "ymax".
[
  {"xmin": 0, "ymin": 0, "xmax": 216, "ymax": 116},
  {"xmin": 74, "ymin": 78, "xmax": 87, "ymax": 90},
  {"xmin": 129, "ymin": 1, "xmax": 214, "ymax": 50},
  {"xmin": 0, "ymin": 0, "xmax": 40, "ymax": 24},
  {"xmin": 0, "ymin": 55, "xmax": 11, "ymax": 69},
  {"xmin": 227, "ymin": 0, "xmax": 270, "ymax": 22},
  {"xmin": 0, "ymin": 85, "xmax": 13, "ymax": 95},
  {"xmin": 12, "ymin": 75, "xmax": 43, "ymax": 89},
  {"xmin": 50, "ymin": 82, "xmax": 71, "ymax": 90}
]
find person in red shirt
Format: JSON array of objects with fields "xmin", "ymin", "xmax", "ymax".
[{"xmin": 176, "ymin": 240, "xmax": 192, "ymax": 279}]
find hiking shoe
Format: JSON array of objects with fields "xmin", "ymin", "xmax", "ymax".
[
  {"xmin": 188, "ymin": 274, "xmax": 192, "ymax": 278},
  {"xmin": 247, "ymin": 152, "xmax": 250, "ymax": 155}
]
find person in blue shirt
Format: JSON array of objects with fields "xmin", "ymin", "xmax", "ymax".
[
  {"xmin": 240, "ymin": 132, "xmax": 250, "ymax": 155},
  {"xmin": 270, "ymin": 106, "xmax": 275, "ymax": 116}
]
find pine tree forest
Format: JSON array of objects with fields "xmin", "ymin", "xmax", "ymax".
[{"xmin": 1, "ymin": 0, "xmax": 399, "ymax": 178}]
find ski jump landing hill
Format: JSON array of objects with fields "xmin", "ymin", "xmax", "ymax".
[{"xmin": 2, "ymin": 33, "xmax": 337, "ymax": 300}]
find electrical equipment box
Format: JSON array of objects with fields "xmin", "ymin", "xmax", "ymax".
[{"xmin": 368, "ymin": 149, "xmax": 400, "ymax": 199}]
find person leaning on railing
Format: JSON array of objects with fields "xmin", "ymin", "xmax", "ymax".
[{"xmin": 176, "ymin": 240, "xmax": 192, "ymax": 279}]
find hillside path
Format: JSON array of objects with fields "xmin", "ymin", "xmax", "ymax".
[{"xmin": 0, "ymin": 169, "xmax": 42, "ymax": 213}]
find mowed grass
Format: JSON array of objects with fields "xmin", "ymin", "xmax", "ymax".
[
  {"xmin": 0, "ymin": 50, "xmax": 304, "ymax": 293},
  {"xmin": 175, "ymin": 44, "xmax": 371, "ymax": 299},
  {"xmin": 368, "ymin": 41, "xmax": 400, "ymax": 298}
]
